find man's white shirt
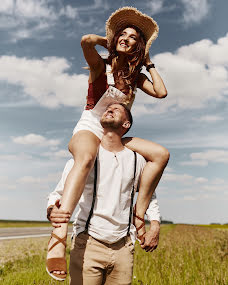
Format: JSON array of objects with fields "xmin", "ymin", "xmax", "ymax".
[{"xmin": 48, "ymin": 145, "xmax": 161, "ymax": 244}]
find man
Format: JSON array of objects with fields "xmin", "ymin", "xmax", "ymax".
[{"xmin": 47, "ymin": 103, "xmax": 161, "ymax": 285}]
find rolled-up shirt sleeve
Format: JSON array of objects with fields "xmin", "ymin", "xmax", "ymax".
[
  {"xmin": 136, "ymin": 154, "xmax": 161, "ymax": 223},
  {"xmin": 47, "ymin": 159, "xmax": 74, "ymax": 208},
  {"xmin": 146, "ymin": 192, "xmax": 161, "ymax": 223}
]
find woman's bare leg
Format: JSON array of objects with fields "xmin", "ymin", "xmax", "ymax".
[
  {"xmin": 122, "ymin": 137, "xmax": 169, "ymax": 239},
  {"xmin": 47, "ymin": 131, "xmax": 100, "ymax": 275}
]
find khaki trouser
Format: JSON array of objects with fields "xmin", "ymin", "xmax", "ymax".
[{"xmin": 70, "ymin": 232, "xmax": 134, "ymax": 285}]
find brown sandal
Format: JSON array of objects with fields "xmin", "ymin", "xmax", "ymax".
[
  {"xmin": 133, "ymin": 206, "xmax": 146, "ymax": 242},
  {"xmin": 46, "ymin": 232, "xmax": 67, "ymax": 281}
]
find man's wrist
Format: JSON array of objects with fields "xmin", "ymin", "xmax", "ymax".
[{"xmin": 150, "ymin": 220, "xmax": 160, "ymax": 229}]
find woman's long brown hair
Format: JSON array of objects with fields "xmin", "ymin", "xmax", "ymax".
[{"xmin": 107, "ymin": 25, "xmax": 146, "ymax": 99}]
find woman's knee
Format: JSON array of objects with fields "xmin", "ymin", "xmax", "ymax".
[
  {"xmin": 157, "ymin": 146, "xmax": 170, "ymax": 167},
  {"xmin": 75, "ymin": 152, "xmax": 95, "ymax": 171},
  {"xmin": 68, "ymin": 132, "xmax": 100, "ymax": 156},
  {"xmin": 68, "ymin": 137, "xmax": 76, "ymax": 155}
]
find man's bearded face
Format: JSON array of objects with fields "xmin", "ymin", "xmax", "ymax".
[{"xmin": 100, "ymin": 104, "xmax": 127, "ymax": 130}]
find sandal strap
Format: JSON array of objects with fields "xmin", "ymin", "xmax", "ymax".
[
  {"xmin": 46, "ymin": 257, "xmax": 67, "ymax": 274},
  {"xmin": 48, "ymin": 232, "xmax": 67, "ymax": 252},
  {"xmin": 133, "ymin": 206, "xmax": 146, "ymax": 240},
  {"xmin": 138, "ymin": 233, "xmax": 145, "ymax": 240},
  {"xmin": 136, "ymin": 222, "xmax": 145, "ymax": 232},
  {"xmin": 133, "ymin": 206, "xmax": 145, "ymax": 225},
  {"xmin": 133, "ymin": 213, "xmax": 145, "ymax": 223}
]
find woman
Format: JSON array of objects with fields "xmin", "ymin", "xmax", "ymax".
[{"xmin": 46, "ymin": 7, "xmax": 169, "ymax": 281}]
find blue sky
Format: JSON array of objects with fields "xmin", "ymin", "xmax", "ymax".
[{"xmin": 0, "ymin": 0, "xmax": 227, "ymax": 224}]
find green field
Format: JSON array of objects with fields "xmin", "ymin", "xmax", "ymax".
[
  {"xmin": 196, "ymin": 224, "xmax": 228, "ymax": 229},
  {"xmin": 0, "ymin": 224, "xmax": 227, "ymax": 284}
]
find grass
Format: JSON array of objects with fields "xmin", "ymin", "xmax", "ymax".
[
  {"xmin": 0, "ymin": 225, "xmax": 227, "ymax": 284},
  {"xmin": 0, "ymin": 236, "xmax": 72, "ymax": 284},
  {"xmin": 196, "ymin": 224, "xmax": 228, "ymax": 230},
  {"xmin": 133, "ymin": 224, "xmax": 228, "ymax": 285}
]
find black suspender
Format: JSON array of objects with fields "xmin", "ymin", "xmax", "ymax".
[
  {"xmin": 85, "ymin": 151, "xmax": 137, "ymax": 233},
  {"xmin": 127, "ymin": 151, "xmax": 137, "ymax": 234},
  {"xmin": 85, "ymin": 157, "xmax": 98, "ymax": 230}
]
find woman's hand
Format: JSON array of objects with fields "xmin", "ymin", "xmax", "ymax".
[
  {"xmin": 138, "ymin": 52, "xmax": 167, "ymax": 98},
  {"xmin": 102, "ymin": 36, "xmax": 108, "ymax": 49},
  {"xmin": 81, "ymin": 34, "xmax": 107, "ymax": 49},
  {"xmin": 81, "ymin": 34, "xmax": 107, "ymax": 73},
  {"xmin": 144, "ymin": 53, "xmax": 153, "ymax": 66}
]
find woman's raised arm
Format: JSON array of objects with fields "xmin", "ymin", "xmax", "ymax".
[
  {"xmin": 137, "ymin": 53, "xmax": 167, "ymax": 99},
  {"xmin": 81, "ymin": 34, "xmax": 107, "ymax": 76}
]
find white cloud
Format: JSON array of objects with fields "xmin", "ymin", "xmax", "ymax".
[
  {"xmin": 134, "ymin": 34, "xmax": 228, "ymax": 116},
  {"xmin": 211, "ymin": 178, "xmax": 225, "ymax": 185},
  {"xmin": 180, "ymin": 160, "xmax": 208, "ymax": 166},
  {"xmin": 131, "ymin": 103, "xmax": 151, "ymax": 117},
  {"xmin": 0, "ymin": 175, "xmax": 16, "ymax": 190},
  {"xmin": 13, "ymin": 28, "xmax": 30, "ymax": 40},
  {"xmin": 197, "ymin": 115, "xmax": 224, "ymax": 123},
  {"xmin": 164, "ymin": 166, "xmax": 173, "ymax": 173},
  {"xmin": 60, "ymin": 5, "xmax": 78, "ymax": 19},
  {"xmin": 0, "ymin": 0, "xmax": 56, "ymax": 34},
  {"xmin": 12, "ymin": 133, "xmax": 60, "ymax": 146},
  {"xmin": 0, "ymin": 0, "xmax": 79, "ymax": 41},
  {"xmin": 1, "ymin": 25, "xmax": 228, "ymax": 117},
  {"xmin": 11, "ymin": 21, "xmax": 53, "ymax": 42},
  {"xmin": 52, "ymin": 150, "xmax": 70, "ymax": 158},
  {"xmin": 182, "ymin": 150, "xmax": 228, "ymax": 166},
  {"xmin": 201, "ymin": 184, "xmax": 228, "ymax": 192},
  {"xmin": 195, "ymin": 177, "xmax": 208, "ymax": 184},
  {"xmin": 15, "ymin": 0, "xmax": 56, "ymax": 19},
  {"xmin": 18, "ymin": 176, "xmax": 42, "ymax": 184},
  {"xmin": 0, "ymin": 0, "xmax": 56, "ymax": 20},
  {"xmin": 183, "ymin": 195, "xmax": 197, "ymax": 201},
  {"xmin": 160, "ymin": 166, "xmax": 228, "ymax": 196},
  {"xmin": 147, "ymin": 0, "xmax": 164, "ymax": 15},
  {"xmin": 77, "ymin": 0, "xmax": 110, "ymax": 12},
  {"xmin": 0, "ymin": 56, "xmax": 88, "ymax": 108},
  {"xmin": 162, "ymin": 173, "xmax": 194, "ymax": 184},
  {"xmin": 191, "ymin": 150, "xmax": 228, "ymax": 164},
  {"xmin": 145, "ymin": 0, "xmax": 177, "ymax": 16},
  {"xmin": 42, "ymin": 149, "xmax": 71, "ymax": 159},
  {"xmin": 162, "ymin": 132, "xmax": 228, "ymax": 149},
  {"xmin": 18, "ymin": 172, "xmax": 61, "ymax": 184},
  {"xmin": 181, "ymin": 0, "xmax": 210, "ymax": 25},
  {"xmin": 0, "ymin": 0, "xmax": 14, "ymax": 13},
  {"xmin": 183, "ymin": 192, "xmax": 217, "ymax": 200},
  {"xmin": 0, "ymin": 153, "xmax": 33, "ymax": 161}
]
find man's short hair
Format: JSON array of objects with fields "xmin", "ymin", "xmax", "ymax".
[{"xmin": 108, "ymin": 103, "xmax": 133, "ymax": 135}]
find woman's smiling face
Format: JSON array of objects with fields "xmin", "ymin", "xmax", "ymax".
[{"xmin": 116, "ymin": 27, "xmax": 139, "ymax": 54}]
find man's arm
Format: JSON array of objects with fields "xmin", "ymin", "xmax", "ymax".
[
  {"xmin": 134, "ymin": 154, "xmax": 161, "ymax": 252},
  {"xmin": 47, "ymin": 159, "xmax": 74, "ymax": 227},
  {"xmin": 140, "ymin": 192, "xmax": 161, "ymax": 252}
]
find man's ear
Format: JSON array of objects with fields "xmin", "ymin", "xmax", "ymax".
[{"xmin": 122, "ymin": 121, "xmax": 131, "ymax": 130}]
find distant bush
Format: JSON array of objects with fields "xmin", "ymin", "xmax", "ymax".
[
  {"xmin": 145, "ymin": 219, "xmax": 174, "ymax": 225},
  {"xmin": 161, "ymin": 219, "xmax": 173, "ymax": 224}
]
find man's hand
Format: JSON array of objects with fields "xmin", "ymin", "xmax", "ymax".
[
  {"xmin": 140, "ymin": 220, "xmax": 160, "ymax": 252},
  {"xmin": 47, "ymin": 200, "xmax": 71, "ymax": 228}
]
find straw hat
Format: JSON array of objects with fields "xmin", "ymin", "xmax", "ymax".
[{"xmin": 106, "ymin": 6, "xmax": 159, "ymax": 57}]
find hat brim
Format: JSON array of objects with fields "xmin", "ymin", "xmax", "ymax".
[{"xmin": 106, "ymin": 6, "xmax": 159, "ymax": 57}]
